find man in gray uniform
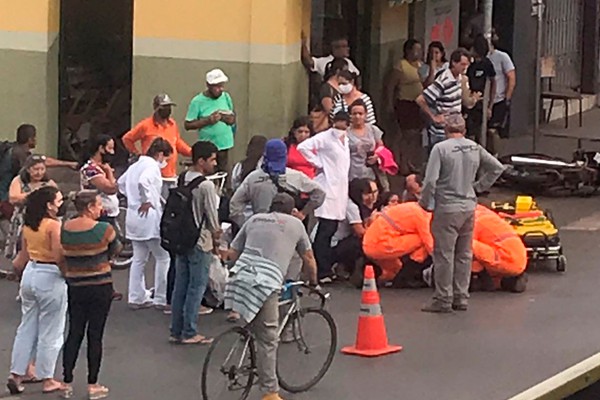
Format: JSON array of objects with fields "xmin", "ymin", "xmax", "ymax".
[{"xmin": 419, "ymin": 113, "xmax": 505, "ymax": 313}]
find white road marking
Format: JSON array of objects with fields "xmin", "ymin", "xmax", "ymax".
[{"xmin": 562, "ymin": 212, "xmax": 600, "ymax": 231}]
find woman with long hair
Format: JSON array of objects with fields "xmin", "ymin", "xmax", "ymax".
[
  {"xmin": 230, "ymin": 135, "xmax": 268, "ymax": 191},
  {"xmin": 419, "ymin": 41, "xmax": 449, "ymax": 88},
  {"xmin": 284, "ymin": 116, "xmax": 315, "ymax": 179},
  {"xmin": 7, "ymin": 186, "xmax": 67, "ymax": 395},
  {"xmin": 80, "ymin": 134, "xmax": 123, "ymax": 301},
  {"xmin": 79, "ymin": 135, "xmax": 119, "ymax": 225},
  {"xmin": 330, "ymin": 70, "xmax": 377, "ymax": 124},
  {"xmin": 60, "ymin": 191, "xmax": 121, "ymax": 399}
]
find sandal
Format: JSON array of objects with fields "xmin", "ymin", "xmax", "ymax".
[
  {"xmin": 88, "ymin": 384, "xmax": 109, "ymax": 400},
  {"xmin": 60, "ymin": 385, "xmax": 73, "ymax": 399},
  {"xmin": 7, "ymin": 377, "xmax": 24, "ymax": 395},
  {"xmin": 181, "ymin": 335, "xmax": 213, "ymax": 345},
  {"xmin": 22, "ymin": 376, "xmax": 42, "ymax": 384},
  {"xmin": 227, "ymin": 311, "xmax": 240, "ymax": 323},
  {"xmin": 43, "ymin": 380, "xmax": 68, "ymax": 394}
]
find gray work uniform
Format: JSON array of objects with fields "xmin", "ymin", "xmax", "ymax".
[
  {"xmin": 419, "ymin": 137, "xmax": 505, "ymax": 305},
  {"xmin": 230, "ymin": 213, "xmax": 312, "ymax": 394}
]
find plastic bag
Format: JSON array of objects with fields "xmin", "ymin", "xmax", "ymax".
[{"xmin": 205, "ymin": 255, "xmax": 228, "ymax": 308}]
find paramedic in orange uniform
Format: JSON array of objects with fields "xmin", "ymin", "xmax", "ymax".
[
  {"xmin": 471, "ymin": 204, "xmax": 528, "ymax": 292},
  {"xmin": 122, "ymin": 94, "xmax": 192, "ymax": 182},
  {"xmin": 363, "ymin": 202, "xmax": 434, "ymax": 282}
]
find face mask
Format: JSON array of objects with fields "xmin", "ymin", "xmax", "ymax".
[
  {"xmin": 158, "ymin": 159, "xmax": 168, "ymax": 169},
  {"xmin": 101, "ymin": 152, "xmax": 114, "ymax": 164},
  {"xmin": 157, "ymin": 108, "xmax": 171, "ymax": 119},
  {"xmin": 338, "ymin": 83, "xmax": 353, "ymax": 95}
]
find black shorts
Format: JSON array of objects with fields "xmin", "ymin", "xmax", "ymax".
[{"xmin": 489, "ymin": 100, "xmax": 510, "ymax": 138}]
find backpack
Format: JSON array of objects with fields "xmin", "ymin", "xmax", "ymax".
[{"xmin": 160, "ymin": 173, "xmax": 206, "ymax": 255}]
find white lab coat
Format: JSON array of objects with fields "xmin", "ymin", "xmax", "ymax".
[
  {"xmin": 297, "ymin": 128, "xmax": 350, "ymax": 221},
  {"xmin": 117, "ymin": 156, "xmax": 163, "ymax": 241}
]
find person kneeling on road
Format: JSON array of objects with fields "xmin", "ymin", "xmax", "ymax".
[
  {"xmin": 470, "ymin": 204, "xmax": 528, "ymax": 292},
  {"xmin": 362, "ymin": 202, "xmax": 434, "ymax": 287},
  {"xmin": 225, "ymin": 193, "xmax": 318, "ymax": 400}
]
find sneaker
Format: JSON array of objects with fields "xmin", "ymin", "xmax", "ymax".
[
  {"xmin": 163, "ymin": 305, "xmax": 172, "ymax": 315},
  {"xmin": 154, "ymin": 304, "xmax": 168, "ymax": 311},
  {"xmin": 198, "ymin": 306, "xmax": 214, "ymax": 315},
  {"xmin": 318, "ymin": 275, "xmax": 337, "ymax": 285},
  {"xmin": 128, "ymin": 301, "xmax": 153, "ymax": 310},
  {"xmin": 501, "ymin": 273, "xmax": 528, "ymax": 293},
  {"xmin": 421, "ymin": 300, "xmax": 453, "ymax": 314},
  {"xmin": 452, "ymin": 301, "xmax": 468, "ymax": 312}
]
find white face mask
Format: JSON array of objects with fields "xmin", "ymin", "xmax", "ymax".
[
  {"xmin": 338, "ymin": 83, "xmax": 353, "ymax": 95},
  {"xmin": 158, "ymin": 159, "xmax": 168, "ymax": 169}
]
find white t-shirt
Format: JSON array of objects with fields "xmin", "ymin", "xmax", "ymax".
[
  {"xmin": 332, "ymin": 200, "xmax": 362, "ymax": 246},
  {"xmin": 312, "ymin": 55, "xmax": 361, "ymax": 78},
  {"xmin": 488, "ymin": 50, "xmax": 515, "ymax": 104}
]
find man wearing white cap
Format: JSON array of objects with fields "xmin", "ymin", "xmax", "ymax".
[{"xmin": 184, "ymin": 68, "xmax": 236, "ymax": 172}]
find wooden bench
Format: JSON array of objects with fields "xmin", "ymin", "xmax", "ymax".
[{"xmin": 541, "ymin": 56, "xmax": 583, "ymax": 129}]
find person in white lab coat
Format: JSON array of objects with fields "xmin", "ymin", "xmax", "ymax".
[
  {"xmin": 118, "ymin": 138, "xmax": 173, "ymax": 309},
  {"xmin": 297, "ymin": 111, "xmax": 351, "ymax": 283}
]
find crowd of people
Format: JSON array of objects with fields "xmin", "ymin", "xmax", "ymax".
[{"xmin": 0, "ymin": 33, "xmax": 522, "ymax": 400}]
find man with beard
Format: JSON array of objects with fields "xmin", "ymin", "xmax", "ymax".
[{"xmin": 122, "ymin": 93, "xmax": 192, "ymax": 182}]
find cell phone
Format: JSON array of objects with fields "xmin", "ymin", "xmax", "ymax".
[{"xmin": 219, "ymin": 110, "xmax": 234, "ymax": 116}]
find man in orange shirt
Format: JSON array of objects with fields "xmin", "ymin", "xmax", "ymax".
[
  {"xmin": 362, "ymin": 202, "xmax": 434, "ymax": 284},
  {"xmin": 122, "ymin": 94, "xmax": 192, "ymax": 183}
]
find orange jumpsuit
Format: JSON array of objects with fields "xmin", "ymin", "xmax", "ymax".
[
  {"xmin": 363, "ymin": 203, "xmax": 434, "ymax": 281},
  {"xmin": 472, "ymin": 205, "xmax": 527, "ymax": 280}
]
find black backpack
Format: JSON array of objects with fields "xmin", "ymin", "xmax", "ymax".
[{"xmin": 160, "ymin": 173, "xmax": 206, "ymax": 255}]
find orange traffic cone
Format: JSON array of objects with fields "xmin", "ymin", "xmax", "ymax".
[{"xmin": 342, "ymin": 265, "xmax": 402, "ymax": 357}]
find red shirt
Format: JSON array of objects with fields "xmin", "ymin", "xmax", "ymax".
[{"xmin": 287, "ymin": 144, "xmax": 315, "ymax": 179}]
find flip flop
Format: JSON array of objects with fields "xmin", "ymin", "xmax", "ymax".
[
  {"xmin": 88, "ymin": 385, "xmax": 109, "ymax": 400},
  {"xmin": 7, "ymin": 377, "xmax": 25, "ymax": 395},
  {"xmin": 181, "ymin": 335, "xmax": 213, "ymax": 345},
  {"xmin": 22, "ymin": 376, "xmax": 42, "ymax": 384}
]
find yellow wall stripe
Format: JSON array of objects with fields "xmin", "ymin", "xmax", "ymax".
[{"xmin": 133, "ymin": 37, "xmax": 300, "ymax": 64}]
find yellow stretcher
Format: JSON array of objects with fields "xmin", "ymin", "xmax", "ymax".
[{"xmin": 491, "ymin": 196, "xmax": 566, "ymax": 272}]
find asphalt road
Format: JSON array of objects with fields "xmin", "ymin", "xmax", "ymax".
[{"xmin": 2, "ymin": 194, "xmax": 600, "ymax": 400}]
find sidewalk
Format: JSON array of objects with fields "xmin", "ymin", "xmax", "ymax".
[{"xmin": 502, "ymin": 107, "xmax": 600, "ymax": 159}]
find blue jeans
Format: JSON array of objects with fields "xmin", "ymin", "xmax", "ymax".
[
  {"xmin": 11, "ymin": 261, "xmax": 67, "ymax": 379},
  {"xmin": 170, "ymin": 247, "xmax": 211, "ymax": 339}
]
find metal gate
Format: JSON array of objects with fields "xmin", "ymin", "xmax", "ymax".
[{"xmin": 543, "ymin": 0, "xmax": 583, "ymax": 90}]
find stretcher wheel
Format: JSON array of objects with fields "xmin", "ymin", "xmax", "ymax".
[{"xmin": 557, "ymin": 255, "xmax": 567, "ymax": 272}]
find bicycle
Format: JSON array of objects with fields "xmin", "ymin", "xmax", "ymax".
[{"xmin": 201, "ymin": 281, "xmax": 337, "ymax": 400}]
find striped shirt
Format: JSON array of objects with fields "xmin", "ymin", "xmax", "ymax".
[
  {"xmin": 224, "ymin": 251, "xmax": 284, "ymax": 323},
  {"xmin": 331, "ymin": 93, "xmax": 377, "ymax": 125},
  {"xmin": 423, "ymin": 68, "xmax": 463, "ymax": 144},
  {"xmin": 61, "ymin": 222, "xmax": 119, "ymax": 286}
]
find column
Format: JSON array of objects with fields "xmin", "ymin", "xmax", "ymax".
[{"xmin": 0, "ymin": 0, "xmax": 60, "ymax": 156}]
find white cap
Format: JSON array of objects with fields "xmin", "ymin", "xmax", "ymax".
[{"xmin": 206, "ymin": 68, "xmax": 229, "ymax": 85}]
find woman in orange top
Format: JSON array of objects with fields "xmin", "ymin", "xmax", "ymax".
[
  {"xmin": 471, "ymin": 205, "xmax": 528, "ymax": 292},
  {"xmin": 122, "ymin": 94, "xmax": 191, "ymax": 179}
]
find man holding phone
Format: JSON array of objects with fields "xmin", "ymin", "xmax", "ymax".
[{"xmin": 184, "ymin": 68, "xmax": 236, "ymax": 172}]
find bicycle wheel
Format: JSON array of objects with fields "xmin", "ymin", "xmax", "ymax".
[
  {"xmin": 277, "ymin": 308, "xmax": 337, "ymax": 393},
  {"xmin": 201, "ymin": 327, "xmax": 256, "ymax": 400}
]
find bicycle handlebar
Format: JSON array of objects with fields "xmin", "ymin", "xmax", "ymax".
[{"xmin": 283, "ymin": 281, "xmax": 330, "ymax": 308}]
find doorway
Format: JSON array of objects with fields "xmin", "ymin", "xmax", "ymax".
[
  {"xmin": 58, "ymin": 0, "xmax": 133, "ymax": 163},
  {"xmin": 308, "ymin": 0, "xmax": 373, "ymax": 108}
]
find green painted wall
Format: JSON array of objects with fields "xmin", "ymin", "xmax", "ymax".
[
  {"xmin": 0, "ymin": 42, "xmax": 59, "ymax": 157},
  {"xmin": 131, "ymin": 56, "xmax": 308, "ymax": 166}
]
